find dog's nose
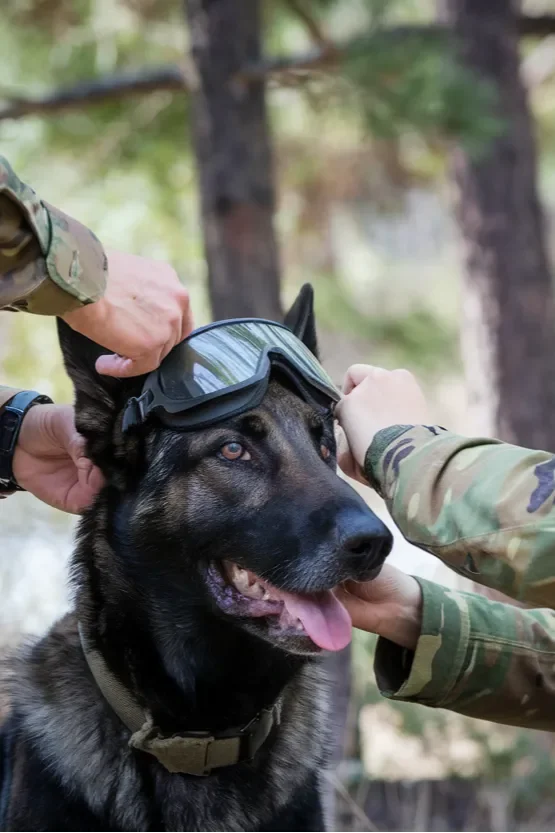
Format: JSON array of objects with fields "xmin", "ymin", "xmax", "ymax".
[{"xmin": 338, "ymin": 511, "xmax": 393, "ymax": 568}]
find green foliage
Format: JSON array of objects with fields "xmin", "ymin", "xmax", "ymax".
[
  {"xmin": 341, "ymin": 32, "xmax": 503, "ymax": 155},
  {"xmin": 313, "ymin": 273, "xmax": 458, "ymax": 373}
]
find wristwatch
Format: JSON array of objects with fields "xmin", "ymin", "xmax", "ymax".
[{"xmin": 0, "ymin": 390, "xmax": 53, "ymax": 493}]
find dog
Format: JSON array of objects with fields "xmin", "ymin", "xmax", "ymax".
[{"xmin": 0, "ymin": 286, "xmax": 393, "ymax": 831}]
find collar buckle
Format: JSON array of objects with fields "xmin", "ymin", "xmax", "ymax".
[{"xmin": 129, "ymin": 721, "xmax": 225, "ymax": 776}]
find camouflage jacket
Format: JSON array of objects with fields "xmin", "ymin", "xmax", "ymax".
[
  {"xmin": 367, "ymin": 425, "xmax": 555, "ymax": 730},
  {"xmin": 0, "ymin": 157, "xmax": 108, "ymax": 486},
  {"xmin": 0, "ymin": 155, "xmax": 107, "ymax": 316}
]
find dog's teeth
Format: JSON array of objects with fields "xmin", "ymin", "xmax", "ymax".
[
  {"xmin": 229, "ymin": 565, "xmax": 267, "ymax": 600},
  {"xmin": 295, "ymin": 621, "xmax": 304, "ymax": 632},
  {"xmin": 248, "ymin": 582, "xmax": 265, "ymax": 599},
  {"xmin": 262, "ymin": 590, "xmax": 271, "ymax": 601},
  {"xmin": 231, "ymin": 565, "xmax": 251, "ymax": 594}
]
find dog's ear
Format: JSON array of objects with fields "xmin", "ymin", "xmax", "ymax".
[
  {"xmin": 283, "ymin": 283, "xmax": 318, "ymax": 358},
  {"xmin": 57, "ymin": 318, "xmax": 145, "ymax": 483}
]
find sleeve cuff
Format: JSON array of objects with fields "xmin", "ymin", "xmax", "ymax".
[
  {"xmin": 42, "ymin": 201, "xmax": 107, "ymax": 307},
  {"xmin": 375, "ymin": 578, "xmax": 471, "ymax": 705},
  {"xmin": 0, "ymin": 158, "xmax": 107, "ymax": 312},
  {"xmin": 363, "ymin": 425, "xmax": 414, "ymax": 494}
]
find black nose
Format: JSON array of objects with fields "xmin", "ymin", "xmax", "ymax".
[{"xmin": 338, "ymin": 511, "xmax": 393, "ymax": 570}]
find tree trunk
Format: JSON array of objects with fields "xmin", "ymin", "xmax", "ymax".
[
  {"xmin": 441, "ymin": 0, "xmax": 555, "ymax": 450},
  {"xmin": 184, "ymin": 0, "xmax": 282, "ymax": 321}
]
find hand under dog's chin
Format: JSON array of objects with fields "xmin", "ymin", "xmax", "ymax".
[{"xmin": 204, "ymin": 560, "xmax": 381, "ymax": 656}]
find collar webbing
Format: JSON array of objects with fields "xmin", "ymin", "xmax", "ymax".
[{"xmin": 78, "ymin": 623, "xmax": 281, "ymax": 776}]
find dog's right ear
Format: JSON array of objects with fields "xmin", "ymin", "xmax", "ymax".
[
  {"xmin": 57, "ymin": 318, "xmax": 145, "ymax": 481},
  {"xmin": 283, "ymin": 283, "xmax": 318, "ymax": 358}
]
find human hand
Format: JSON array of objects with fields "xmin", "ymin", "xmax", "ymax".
[
  {"xmin": 335, "ymin": 365, "xmax": 430, "ymax": 481},
  {"xmin": 335, "ymin": 564, "xmax": 423, "ymax": 650},
  {"xmin": 12, "ymin": 404, "xmax": 104, "ymax": 514},
  {"xmin": 62, "ymin": 250, "xmax": 193, "ymax": 378}
]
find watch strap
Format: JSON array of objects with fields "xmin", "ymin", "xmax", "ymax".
[{"xmin": 0, "ymin": 390, "xmax": 53, "ymax": 491}]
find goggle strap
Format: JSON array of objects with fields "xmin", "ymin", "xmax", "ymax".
[{"xmin": 122, "ymin": 393, "xmax": 151, "ymax": 433}]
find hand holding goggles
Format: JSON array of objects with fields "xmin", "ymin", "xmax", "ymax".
[{"xmin": 123, "ymin": 319, "xmax": 340, "ymax": 432}]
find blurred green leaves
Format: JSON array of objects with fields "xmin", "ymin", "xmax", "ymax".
[{"xmin": 340, "ymin": 30, "xmax": 503, "ymax": 155}]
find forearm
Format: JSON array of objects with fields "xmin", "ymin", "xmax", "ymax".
[
  {"xmin": 0, "ymin": 157, "xmax": 107, "ymax": 315},
  {"xmin": 375, "ymin": 578, "xmax": 555, "ymax": 730},
  {"xmin": 365, "ymin": 425, "xmax": 555, "ymax": 607}
]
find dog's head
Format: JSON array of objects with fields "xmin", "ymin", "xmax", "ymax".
[{"xmin": 58, "ymin": 286, "xmax": 392, "ymax": 657}]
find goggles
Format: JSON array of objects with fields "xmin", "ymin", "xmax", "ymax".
[{"xmin": 122, "ymin": 319, "xmax": 340, "ymax": 432}]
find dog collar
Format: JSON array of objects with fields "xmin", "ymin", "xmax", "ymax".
[{"xmin": 78, "ymin": 624, "xmax": 281, "ymax": 777}]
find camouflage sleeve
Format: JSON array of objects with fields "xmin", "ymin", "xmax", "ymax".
[
  {"xmin": 0, "ymin": 156, "xmax": 107, "ymax": 315},
  {"xmin": 374, "ymin": 578, "xmax": 555, "ymax": 730},
  {"xmin": 365, "ymin": 425, "xmax": 555, "ymax": 607}
]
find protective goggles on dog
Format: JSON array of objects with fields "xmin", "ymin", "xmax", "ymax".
[{"xmin": 122, "ymin": 319, "xmax": 340, "ymax": 432}]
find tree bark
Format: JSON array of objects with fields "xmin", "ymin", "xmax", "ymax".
[
  {"xmin": 184, "ymin": 0, "xmax": 282, "ymax": 321},
  {"xmin": 441, "ymin": 0, "xmax": 555, "ymax": 450}
]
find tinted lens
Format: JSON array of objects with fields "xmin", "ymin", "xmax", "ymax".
[{"xmin": 159, "ymin": 321, "xmax": 339, "ymax": 401}]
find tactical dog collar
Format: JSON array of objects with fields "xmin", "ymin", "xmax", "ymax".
[{"xmin": 78, "ymin": 624, "xmax": 281, "ymax": 776}]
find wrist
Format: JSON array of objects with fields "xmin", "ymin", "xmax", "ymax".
[
  {"xmin": 0, "ymin": 391, "xmax": 53, "ymax": 492},
  {"xmin": 363, "ymin": 425, "xmax": 416, "ymax": 493},
  {"xmin": 377, "ymin": 581, "xmax": 423, "ymax": 650},
  {"xmin": 379, "ymin": 605, "xmax": 422, "ymax": 651},
  {"xmin": 62, "ymin": 295, "xmax": 108, "ymax": 331}
]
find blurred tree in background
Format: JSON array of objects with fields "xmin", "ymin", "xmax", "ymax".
[{"xmin": 4, "ymin": 0, "xmax": 555, "ymax": 829}]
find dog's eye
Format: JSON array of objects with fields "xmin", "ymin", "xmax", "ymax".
[
  {"xmin": 220, "ymin": 442, "xmax": 251, "ymax": 461},
  {"xmin": 320, "ymin": 444, "xmax": 331, "ymax": 460}
]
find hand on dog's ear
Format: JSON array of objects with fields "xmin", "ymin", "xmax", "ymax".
[{"xmin": 284, "ymin": 284, "xmax": 318, "ymax": 358}]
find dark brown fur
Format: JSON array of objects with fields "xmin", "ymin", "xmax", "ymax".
[{"xmin": 0, "ymin": 288, "xmax": 392, "ymax": 831}]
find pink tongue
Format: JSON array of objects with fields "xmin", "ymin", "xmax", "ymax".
[{"xmin": 280, "ymin": 590, "xmax": 352, "ymax": 651}]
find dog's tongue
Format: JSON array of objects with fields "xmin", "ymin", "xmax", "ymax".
[{"xmin": 281, "ymin": 590, "xmax": 352, "ymax": 651}]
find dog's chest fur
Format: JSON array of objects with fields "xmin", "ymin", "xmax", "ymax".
[{"xmin": 5, "ymin": 616, "xmax": 331, "ymax": 831}]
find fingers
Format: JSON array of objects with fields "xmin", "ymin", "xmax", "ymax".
[
  {"xmin": 50, "ymin": 407, "xmax": 105, "ymax": 506},
  {"xmin": 75, "ymin": 452, "xmax": 105, "ymax": 504},
  {"xmin": 334, "ymin": 584, "xmax": 380, "ymax": 634},
  {"xmin": 342, "ymin": 364, "xmax": 379, "ymax": 395},
  {"xmin": 67, "ymin": 425, "xmax": 105, "ymax": 512},
  {"xmin": 334, "ymin": 423, "xmax": 369, "ymax": 485},
  {"xmin": 97, "ymin": 287, "xmax": 193, "ymax": 378}
]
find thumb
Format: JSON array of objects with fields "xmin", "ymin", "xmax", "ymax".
[
  {"xmin": 95, "ymin": 353, "xmax": 135, "ymax": 378},
  {"xmin": 70, "ymin": 434, "xmax": 105, "ymax": 499},
  {"xmin": 96, "ymin": 350, "xmax": 164, "ymax": 378}
]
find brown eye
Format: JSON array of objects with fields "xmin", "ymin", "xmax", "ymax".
[
  {"xmin": 220, "ymin": 442, "xmax": 250, "ymax": 461},
  {"xmin": 320, "ymin": 444, "xmax": 331, "ymax": 460}
]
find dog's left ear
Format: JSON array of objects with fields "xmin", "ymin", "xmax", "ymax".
[{"xmin": 283, "ymin": 283, "xmax": 318, "ymax": 358}]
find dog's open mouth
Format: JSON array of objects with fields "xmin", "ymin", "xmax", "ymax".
[{"xmin": 206, "ymin": 560, "xmax": 352, "ymax": 652}]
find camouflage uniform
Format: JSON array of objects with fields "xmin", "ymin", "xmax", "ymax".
[
  {"xmin": 0, "ymin": 155, "xmax": 106, "ymax": 316},
  {"xmin": 0, "ymin": 156, "xmax": 108, "ymax": 496},
  {"xmin": 0, "ymin": 154, "xmax": 107, "ymax": 414},
  {"xmin": 367, "ymin": 425, "xmax": 555, "ymax": 730}
]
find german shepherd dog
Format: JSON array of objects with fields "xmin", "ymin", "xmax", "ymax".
[{"xmin": 0, "ymin": 286, "xmax": 392, "ymax": 831}]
